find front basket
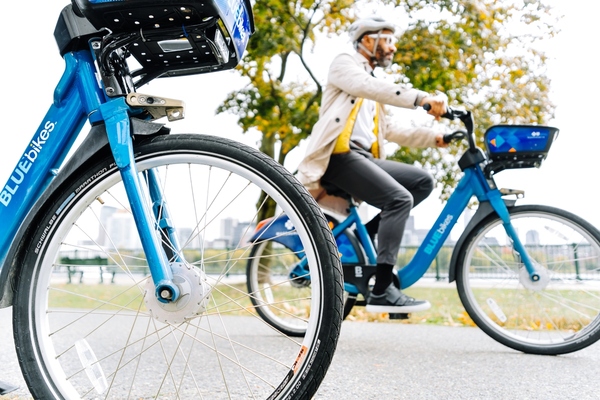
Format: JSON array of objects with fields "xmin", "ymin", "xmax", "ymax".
[{"xmin": 484, "ymin": 125, "xmax": 559, "ymax": 174}]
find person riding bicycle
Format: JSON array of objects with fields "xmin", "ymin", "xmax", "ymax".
[{"xmin": 296, "ymin": 16, "xmax": 448, "ymax": 313}]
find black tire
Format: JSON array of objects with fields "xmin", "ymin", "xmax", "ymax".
[
  {"xmin": 245, "ymin": 244, "xmax": 356, "ymax": 337},
  {"xmin": 246, "ymin": 215, "xmax": 362, "ymax": 336},
  {"xmin": 13, "ymin": 134, "xmax": 343, "ymax": 399},
  {"xmin": 455, "ymin": 204, "xmax": 600, "ymax": 355}
]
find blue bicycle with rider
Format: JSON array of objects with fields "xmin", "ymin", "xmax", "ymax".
[{"xmin": 247, "ymin": 106, "xmax": 600, "ymax": 356}]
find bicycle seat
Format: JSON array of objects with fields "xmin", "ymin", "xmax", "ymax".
[
  {"xmin": 309, "ymin": 182, "xmax": 357, "ymax": 217},
  {"xmin": 321, "ymin": 181, "xmax": 352, "ymax": 201},
  {"xmin": 68, "ymin": 0, "xmax": 254, "ymax": 80}
]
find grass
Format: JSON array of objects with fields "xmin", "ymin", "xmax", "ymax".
[
  {"xmin": 49, "ymin": 281, "xmax": 472, "ymax": 326},
  {"xmin": 346, "ymin": 286, "xmax": 476, "ymax": 327},
  {"xmin": 48, "ymin": 280, "xmax": 595, "ymax": 330}
]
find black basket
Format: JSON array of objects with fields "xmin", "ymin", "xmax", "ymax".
[
  {"xmin": 63, "ymin": 0, "xmax": 254, "ymax": 81},
  {"xmin": 484, "ymin": 124, "xmax": 559, "ymax": 174}
]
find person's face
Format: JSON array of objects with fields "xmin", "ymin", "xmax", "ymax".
[{"xmin": 363, "ymin": 29, "xmax": 397, "ymax": 67}]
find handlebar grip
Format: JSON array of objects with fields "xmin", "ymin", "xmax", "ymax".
[{"xmin": 423, "ymin": 103, "xmax": 456, "ymax": 120}]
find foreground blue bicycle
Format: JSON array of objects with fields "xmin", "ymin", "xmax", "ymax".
[
  {"xmin": 0, "ymin": 1, "xmax": 344, "ymax": 398},
  {"xmin": 247, "ymin": 107, "xmax": 600, "ymax": 355}
]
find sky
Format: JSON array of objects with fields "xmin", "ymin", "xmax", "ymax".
[{"xmin": 1, "ymin": 0, "xmax": 599, "ymax": 234}]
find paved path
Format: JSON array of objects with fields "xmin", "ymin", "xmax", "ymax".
[{"xmin": 2, "ymin": 306, "xmax": 600, "ymax": 399}]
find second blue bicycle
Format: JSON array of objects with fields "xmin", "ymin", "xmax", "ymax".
[{"xmin": 246, "ymin": 107, "xmax": 600, "ymax": 355}]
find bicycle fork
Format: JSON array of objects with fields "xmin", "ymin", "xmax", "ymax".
[
  {"xmin": 100, "ymin": 98, "xmax": 182, "ymax": 303},
  {"xmin": 488, "ymin": 191, "xmax": 542, "ymax": 283}
]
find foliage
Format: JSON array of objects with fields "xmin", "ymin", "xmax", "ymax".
[
  {"xmin": 388, "ymin": 0, "xmax": 558, "ymax": 199},
  {"xmin": 217, "ymin": 0, "xmax": 559, "ymax": 202}
]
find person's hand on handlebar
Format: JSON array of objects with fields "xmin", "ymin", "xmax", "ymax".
[
  {"xmin": 435, "ymin": 134, "xmax": 449, "ymax": 148},
  {"xmin": 421, "ymin": 93, "xmax": 448, "ymax": 120}
]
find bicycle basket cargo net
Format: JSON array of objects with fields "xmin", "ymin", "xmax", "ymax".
[
  {"xmin": 72, "ymin": 0, "xmax": 253, "ymax": 80},
  {"xmin": 484, "ymin": 125, "xmax": 559, "ymax": 170}
]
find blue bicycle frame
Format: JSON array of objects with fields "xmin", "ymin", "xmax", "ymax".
[
  {"xmin": 0, "ymin": 0, "xmax": 253, "ymax": 308},
  {"xmin": 251, "ymin": 112, "xmax": 544, "ymax": 295},
  {"xmin": 0, "ymin": 49, "xmax": 183, "ymax": 302}
]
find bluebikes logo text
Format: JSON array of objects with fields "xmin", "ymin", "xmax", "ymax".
[
  {"xmin": 424, "ymin": 214, "xmax": 454, "ymax": 255},
  {"xmin": 0, "ymin": 121, "xmax": 56, "ymax": 207}
]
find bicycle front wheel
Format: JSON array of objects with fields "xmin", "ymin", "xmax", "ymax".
[
  {"xmin": 13, "ymin": 134, "xmax": 343, "ymax": 399},
  {"xmin": 456, "ymin": 204, "xmax": 600, "ymax": 355}
]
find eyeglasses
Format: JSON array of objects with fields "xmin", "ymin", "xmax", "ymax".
[{"xmin": 367, "ymin": 33, "xmax": 397, "ymax": 46}]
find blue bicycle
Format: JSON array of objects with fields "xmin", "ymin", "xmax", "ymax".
[
  {"xmin": 0, "ymin": 1, "xmax": 344, "ymax": 398},
  {"xmin": 247, "ymin": 107, "xmax": 600, "ymax": 355}
]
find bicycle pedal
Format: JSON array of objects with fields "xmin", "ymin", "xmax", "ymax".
[{"xmin": 389, "ymin": 313, "xmax": 410, "ymax": 320}]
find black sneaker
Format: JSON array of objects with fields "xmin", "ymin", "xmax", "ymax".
[{"xmin": 366, "ymin": 283, "xmax": 431, "ymax": 313}]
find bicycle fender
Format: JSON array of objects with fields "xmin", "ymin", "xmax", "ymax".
[
  {"xmin": 447, "ymin": 199, "xmax": 515, "ymax": 283},
  {"xmin": 251, "ymin": 215, "xmax": 304, "ymax": 253},
  {"xmin": 0, "ymin": 119, "xmax": 167, "ymax": 307}
]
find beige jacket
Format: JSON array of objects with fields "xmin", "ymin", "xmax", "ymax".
[{"xmin": 297, "ymin": 52, "xmax": 439, "ymax": 193}]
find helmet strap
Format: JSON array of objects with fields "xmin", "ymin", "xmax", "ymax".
[{"xmin": 356, "ymin": 32, "xmax": 382, "ymax": 66}]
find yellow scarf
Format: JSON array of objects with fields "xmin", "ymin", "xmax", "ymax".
[{"xmin": 332, "ymin": 98, "xmax": 379, "ymax": 157}]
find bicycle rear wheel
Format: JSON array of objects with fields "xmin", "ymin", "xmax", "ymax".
[
  {"xmin": 247, "ymin": 216, "xmax": 364, "ymax": 336},
  {"xmin": 13, "ymin": 134, "xmax": 343, "ymax": 399},
  {"xmin": 455, "ymin": 204, "xmax": 600, "ymax": 355}
]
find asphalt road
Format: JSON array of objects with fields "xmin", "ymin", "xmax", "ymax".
[{"xmin": 2, "ymin": 306, "xmax": 600, "ymax": 399}]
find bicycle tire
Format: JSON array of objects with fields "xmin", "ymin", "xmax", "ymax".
[
  {"xmin": 13, "ymin": 134, "xmax": 343, "ymax": 399},
  {"xmin": 246, "ymin": 244, "xmax": 356, "ymax": 337},
  {"xmin": 246, "ymin": 216, "xmax": 364, "ymax": 336},
  {"xmin": 455, "ymin": 204, "xmax": 600, "ymax": 355}
]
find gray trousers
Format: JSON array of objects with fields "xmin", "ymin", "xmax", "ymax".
[{"xmin": 321, "ymin": 146, "xmax": 434, "ymax": 265}]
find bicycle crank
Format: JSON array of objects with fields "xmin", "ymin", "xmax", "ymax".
[{"xmin": 144, "ymin": 262, "xmax": 210, "ymax": 324}]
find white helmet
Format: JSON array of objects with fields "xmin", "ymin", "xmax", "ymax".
[{"xmin": 348, "ymin": 17, "xmax": 396, "ymax": 44}]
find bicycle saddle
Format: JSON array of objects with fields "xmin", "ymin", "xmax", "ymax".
[{"xmin": 321, "ymin": 181, "xmax": 352, "ymax": 201}]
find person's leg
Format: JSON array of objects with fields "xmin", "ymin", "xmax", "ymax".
[
  {"xmin": 321, "ymin": 150, "xmax": 432, "ymax": 312},
  {"xmin": 321, "ymin": 150, "xmax": 413, "ymax": 269},
  {"xmin": 373, "ymin": 157, "xmax": 434, "ymax": 206},
  {"xmin": 321, "ymin": 150, "xmax": 428, "ymax": 309},
  {"xmin": 365, "ymin": 157, "xmax": 435, "ymax": 241}
]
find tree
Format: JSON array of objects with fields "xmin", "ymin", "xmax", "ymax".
[
  {"xmin": 388, "ymin": 0, "xmax": 558, "ymax": 199},
  {"xmin": 217, "ymin": 0, "xmax": 559, "ymax": 211}
]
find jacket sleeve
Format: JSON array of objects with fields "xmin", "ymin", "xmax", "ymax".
[
  {"xmin": 327, "ymin": 53, "xmax": 429, "ymax": 109},
  {"xmin": 383, "ymin": 123, "xmax": 439, "ymax": 148}
]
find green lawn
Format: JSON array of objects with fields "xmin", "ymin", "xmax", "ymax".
[
  {"xmin": 347, "ymin": 286, "xmax": 475, "ymax": 326},
  {"xmin": 49, "ymin": 281, "xmax": 594, "ymax": 330},
  {"xmin": 48, "ymin": 282, "xmax": 471, "ymax": 325}
]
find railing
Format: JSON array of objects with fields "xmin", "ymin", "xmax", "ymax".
[
  {"xmin": 397, "ymin": 244, "xmax": 600, "ymax": 282},
  {"xmin": 57, "ymin": 243, "xmax": 599, "ymax": 284}
]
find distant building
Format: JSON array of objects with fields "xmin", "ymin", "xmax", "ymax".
[
  {"xmin": 177, "ymin": 227, "xmax": 203, "ymax": 249},
  {"xmin": 232, "ymin": 221, "xmax": 255, "ymax": 247},
  {"xmin": 96, "ymin": 206, "xmax": 118, "ymax": 246},
  {"xmin": 526, "ymin": 230, "xmax": 540, "ymax": 245},
  {"xmin": 105, "ymin": 209, "xmax": 141, "ymax": 250},
  {"xmin": 218, "ymin": 217, "xmax": 255, "ymax": 247}
]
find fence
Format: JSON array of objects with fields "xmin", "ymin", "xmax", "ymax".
[{"xmin": 58, "ymin": 243, "xmax": 600, "ymax": 284}]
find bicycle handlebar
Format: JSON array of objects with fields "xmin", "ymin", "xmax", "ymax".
[
  {"xmin": 443, "ymin": 130, "xmax": 467, "ymax": 144},
  {"xmin": 423, "ymin": 103, "xmax": 477, "ymax": 152}
]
